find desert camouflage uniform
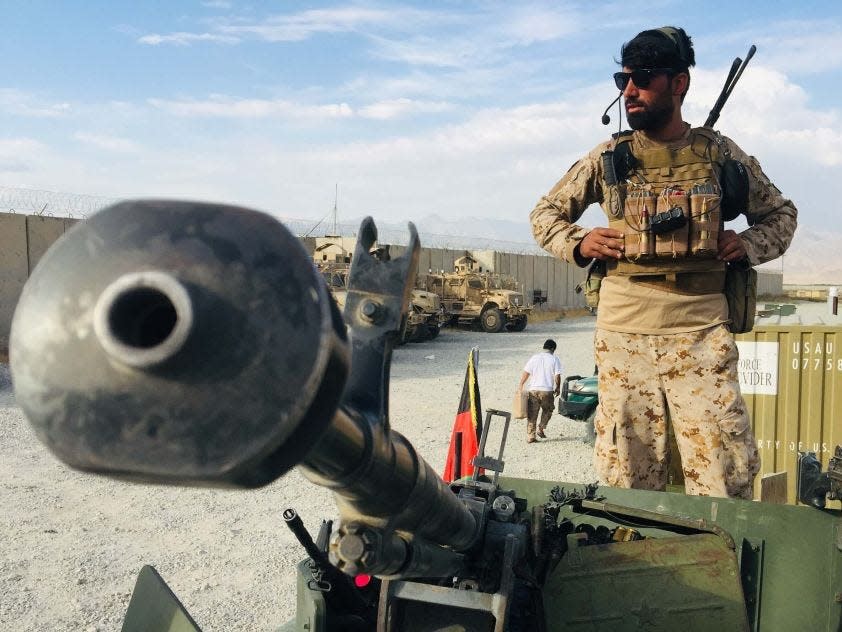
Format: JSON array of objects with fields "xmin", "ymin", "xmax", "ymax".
[
  {"xmin": 594, "ymin": 325, "xmax": 759, "ymax": 497},
  {"xmin": 530, "ymin": 127, "xmax": 797, "ymax": 499}
]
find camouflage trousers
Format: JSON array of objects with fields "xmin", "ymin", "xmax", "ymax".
[
  {"xmin": 593, "ymin": 324, "xmax": 760, "ymax": 499},
  {"xmin": 526, "ymin": 391, "xmax": 554, "ymax": 440}
]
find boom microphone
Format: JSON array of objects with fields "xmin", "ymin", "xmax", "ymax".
[{"xmin": 601, "ymin": 93, "xmax": 622, "ymax": 125}]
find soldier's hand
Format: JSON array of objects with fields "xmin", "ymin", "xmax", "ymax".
[
  {"xmin": 717, "ymin": 229, "xmax": 747, "ymax": 262},
  {"xmin": 579, "ymin": 227, "xmax": 624, "ymax": 260}
]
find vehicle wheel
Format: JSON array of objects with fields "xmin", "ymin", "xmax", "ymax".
[
  {"xmin": 428, "ymin": 325, "xmax": 440, "ymax": 339},
  {"xmin": 411, "ymin": 325, "xmax": 430, "ymax": 342},
  {"xmin": 480, "ymin": 307, "xmax": 505, "ymax": 333},
  {"xmin": 583, "ymin": 409, "xmax": 596, "ymax": 445},
  {"xmin": 508, "ymin": 316, "xmax": 527, "ymax": 332}
]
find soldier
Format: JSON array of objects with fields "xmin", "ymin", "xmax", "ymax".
[
  {"xmin": 530, "ymin": 27, "xmax": 797, "ymax": 498},
  {"xmin": 518, "ymin": 339, "xmax": 563, "ymax": 443}
]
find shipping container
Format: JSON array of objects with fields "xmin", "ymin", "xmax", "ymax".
[{"xmin": 736, "ymin": 317, "xmax": 842, "ymax": 505}]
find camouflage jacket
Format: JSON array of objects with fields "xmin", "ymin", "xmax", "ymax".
[{"xmin": 529, "ymin": 126, "xmax": 798, "ymax": 268}]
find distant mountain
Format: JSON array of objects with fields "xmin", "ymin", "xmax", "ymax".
[
  {"xmin": 413, "ymin": 214, "xmax": 536, "ymax": 250},
  {"xmin": 767, "ymin": 226, "xmax": 842, "ymax": 285},
  {"xmin": 313, "ymin": 213, "xmax": 540, "ymax": 254}
]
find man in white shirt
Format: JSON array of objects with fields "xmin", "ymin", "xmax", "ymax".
[{"xmin": 518, "ymin": 339, "xmax": 563, "ymax": 443}]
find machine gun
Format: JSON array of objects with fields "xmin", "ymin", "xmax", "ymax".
[{"xmin": 10, "ymin": 201, "xmax": 842, "ymax": 631}]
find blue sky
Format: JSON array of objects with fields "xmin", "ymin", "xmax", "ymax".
[{"xmin": 2, "ymin": 1, "xmax": 841, "ymax": 281}]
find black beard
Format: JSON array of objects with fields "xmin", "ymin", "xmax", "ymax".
[{"xmin": 626, "ymin": 101, "xmax": 674, "ymax": 131}]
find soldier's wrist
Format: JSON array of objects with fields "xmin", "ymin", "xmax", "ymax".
[{"xmin": 573, "ymin": 242, "xmax": 593, "ymax": 267}]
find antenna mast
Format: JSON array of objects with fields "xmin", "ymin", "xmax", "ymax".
[{"xmin": 332, "ymin": 184, "xmax": 338, "ymax": 235}]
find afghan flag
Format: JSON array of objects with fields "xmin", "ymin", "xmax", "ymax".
[{"xmin": 443, "ymin": 347, "xmax": 483, "ymax": 483}]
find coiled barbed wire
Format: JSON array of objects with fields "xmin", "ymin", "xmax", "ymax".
[{"xmin": 0, "ymin": 186, "xmax": 120, "ymax": 219}]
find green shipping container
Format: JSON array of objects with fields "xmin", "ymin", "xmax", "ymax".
[{"xmin": 736, "ymin": 322, "xmax": 842, "ymax": 505}]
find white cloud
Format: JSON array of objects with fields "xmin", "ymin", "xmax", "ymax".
[
  {"xmin": 369, "ymin": 35, "xmax": 477, "ymax": 68},
  {"xmin": 499, "ymin": 6, "xmax": 581, "ymax": 45},
  {"xmin": 0, "ymin": 138, "xmax": 47, "ymax": 174},
  {"xmin": 682, "ymin": 64, "xmax": 842, "ymax": 168},
  {"xmin": 0, "ymin": 138, "xmax": 48, "ymax": 155},
  {"xmin": 145, "ymin": 95, "xmax": 449, "ymax": 122},
  {"xmin": 358, "ymin": 98, "xmax": 452, "ymax": 120},
  {"xmin": 138, "ymin": 32, "xmax": 239, "ymax": 46},
  {"xmin": 0, "ymin": 89, "xmax": 71, "ymax": 118},
  {"xmin": 772, "ymin": 128, "xmax": 842, "ymax": 167},
  {"xmin": 342, "ymin": 69, "xmax": 494, "ymax": 100},
  {"xmin": 217, "ymin": 7, "xmax": 435, "ymax": 42},
  {"xmin": 73, "ymin": 132, "xmax": 141, "ymax": 154},
  {"xmin": 146, "ymin": 96, "xmax": 353, "ymax": 119},
  {"xmin": 722, "ymin": 21, "xmax": 842, "ymax": 75},
  {"xmin": 366, "ymin": 5, "xmax": 582, "ymax": 69}
]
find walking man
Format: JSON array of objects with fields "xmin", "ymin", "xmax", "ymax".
[
  {"xmin": 519, "ymin": 339, "xmax": 563, "ymax": 443},
  {"xmin": 530, "ymin": 27, "xmax": 796, "ymax": 498}
]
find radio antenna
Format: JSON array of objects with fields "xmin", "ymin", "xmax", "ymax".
[{"xmin": 704, "ymin": 45, "xmax": 756, "ymax": 128}]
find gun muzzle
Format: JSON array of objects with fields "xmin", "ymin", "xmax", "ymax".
[{"xmin": 11, "ymin": 200, "xmax": 349, "ymax": 487}]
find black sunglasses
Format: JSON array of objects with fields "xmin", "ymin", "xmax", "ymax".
[{"xmin": 613, "ymin": 68, "xmax": 674, "ymax": 91}]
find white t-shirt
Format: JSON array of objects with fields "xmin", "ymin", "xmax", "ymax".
[{"xmin": 523, "ymin": 351, "xmax": 563, "ymax": 392}]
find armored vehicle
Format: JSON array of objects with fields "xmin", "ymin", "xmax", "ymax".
[
  {"xmin": 319, "ymin": 262, "xmax": 445, "ymax": 342},
  {"xmin": 420, "ymin": 255, "xmax": 530, "ymax": 332},
  {"xmin": 10, "ymin": 201, "xmax": 842, "ymax": 632},
  {"xmin": 405, "ymin": 287, "xmax": 447, "ymax": 341}
]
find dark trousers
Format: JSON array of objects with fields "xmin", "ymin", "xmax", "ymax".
[{"xmin": 527, "ymin": 391, "xmax": 554, "ymax": 439}]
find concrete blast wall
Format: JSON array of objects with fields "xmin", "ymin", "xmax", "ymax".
[
  {"xmin": 757, "ymin": 270, "xmax": 783, "ymax": 297},
  {"xmin": 0, "ymin": 213, "xmax": 79, "ymax": 352}
]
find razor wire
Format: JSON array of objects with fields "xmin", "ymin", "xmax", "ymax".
[{"xmin": 0, "ymin": 186, "xmax": 121, "ymax": 219}]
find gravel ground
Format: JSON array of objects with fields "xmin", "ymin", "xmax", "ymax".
[
  {"xmin": 1, "ymin": 316, "xmax": 599, "ymax": 632},
  {"xmin": 4, "ymin": 298, "xmax": 836, "ymax": 631}
]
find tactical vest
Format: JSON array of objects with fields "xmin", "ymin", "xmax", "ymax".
[{"xmin": 603, "ymin": 127, "xmax": 727, "ymax": 295}]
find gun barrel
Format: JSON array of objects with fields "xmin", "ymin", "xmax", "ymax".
[
  {"xmin": 283, "ymin": 508, "xmax": 331, "ymax": 567},
  {"xmin": 11, "ymin": 200, "xmax": 477, "ymax": 562},
  {"xmin": 304, "ymin": 407, "xmax": 476, "ymax": 550}
]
